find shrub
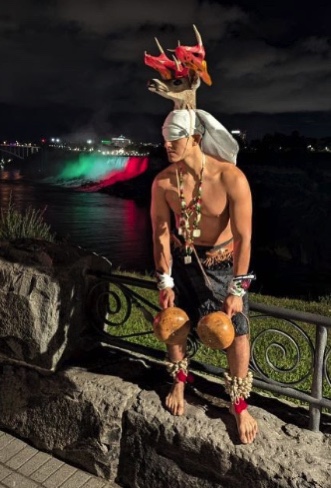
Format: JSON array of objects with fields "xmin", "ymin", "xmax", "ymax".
[{"xmin": 0, "ymin": 197, "xmax": 55, "ymax": 242}]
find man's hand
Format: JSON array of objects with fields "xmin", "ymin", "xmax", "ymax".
[
  {"xmin": 159, "ymin": 288, "xmax": 175, "ymax": 309},
  {"xmin": 223, "ymin": 294, "xmax": 243, "ymax": 317}
]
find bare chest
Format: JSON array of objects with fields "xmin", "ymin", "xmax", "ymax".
[{"xmin": 165, "ymin": 179, "xmax": 228, "ymax": 218}]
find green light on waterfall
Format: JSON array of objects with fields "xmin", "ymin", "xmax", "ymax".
[{"xmin": 58, "ymin": 153, "xmax": 128, "ymax": 181}]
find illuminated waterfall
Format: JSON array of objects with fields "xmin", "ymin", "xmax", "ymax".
[{"xmin": 42, "ymin": 152, "xmax": 149, "ymax": 191}]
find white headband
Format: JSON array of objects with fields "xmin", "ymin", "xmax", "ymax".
[{"xmin": 162, "ymin": 109, "xmax": 239, "ymax": 165}]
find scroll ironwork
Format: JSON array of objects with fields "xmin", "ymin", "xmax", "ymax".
[{"xmin": 86, "ymin": 271, "xmax": 331, "ymax": 432}]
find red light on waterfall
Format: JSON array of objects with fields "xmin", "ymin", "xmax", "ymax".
[
  {"xmin": 80, "ymin": 157, "xmax": 149, "ymax": 192},
  {"xmin": 102, "ymin": 157, "xmax": 149, "ymax": 184}
]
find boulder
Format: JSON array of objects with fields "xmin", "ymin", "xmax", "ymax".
[
  {"xmin": 0, "ymin": 347, "xmax": 330, "ymax": 487},
  {"xmin": 0, "ymin": 239, "xmax": 111, "ymax": 370}
]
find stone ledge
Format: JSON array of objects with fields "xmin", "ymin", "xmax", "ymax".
[{"xmin": 0, "ymin": 346, "xmax": 330, "ymax": 488}]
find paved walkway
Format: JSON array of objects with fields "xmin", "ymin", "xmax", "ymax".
[{"xmin": 0, "ymin": 430, "xmax": 121, "ymax": 488}]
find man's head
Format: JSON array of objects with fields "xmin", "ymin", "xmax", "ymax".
[
  {"xmin": 162, "ymin": 110, "xmax": 204, "ymax": 163},
  {"xmin": 162, "ymin": 109, "xmax": 239, "ymax": 165},
  {"xmin": 163, "ymin": 134, "xmax": 201, "ymax": 164},
  {"xmin": 162, "ymin": 110, "xmax": 204, "ymax": 142}
]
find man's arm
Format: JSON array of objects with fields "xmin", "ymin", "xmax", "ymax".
[
  {"xmin": 150, "ymin": 176, "xmax": 175, "ymax": 308},
  {"xmin": 227, "ymin": 168, "xmax": 252, "ymax": 277},
  {"xmin": 223, "ymin": 168, "xmax": 252, "ymax": 316}
]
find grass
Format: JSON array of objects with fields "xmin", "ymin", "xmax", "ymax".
[
  {"xmin": 0, "ymin": 196, "xmax": 55, "ymax": 242},
  {"xmin": 105, "ymin": 269, "xmax": 331, "ymax": 406}
]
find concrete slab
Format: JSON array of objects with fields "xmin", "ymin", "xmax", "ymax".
[{"xmin": 0, "ymin": 431, "xmax": 121, "ymax": 488}]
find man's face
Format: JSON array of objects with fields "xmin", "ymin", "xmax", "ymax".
[{"xmin": 163, "ymin": 136, "xmax": 193, "ymax": 163}]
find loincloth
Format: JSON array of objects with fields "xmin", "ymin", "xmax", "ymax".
[{"xmin": 171, "ymin": 234, "xmax": 249, "ymax": 336}]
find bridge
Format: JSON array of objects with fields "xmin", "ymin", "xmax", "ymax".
[{"xmin": 0, "ymin": 143, "xmax": 40, "ymax": 160}]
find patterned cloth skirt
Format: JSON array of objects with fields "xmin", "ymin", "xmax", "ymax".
[{"xmin": 171, "ymin": 234, "xmax": 249, "ymax": 336}]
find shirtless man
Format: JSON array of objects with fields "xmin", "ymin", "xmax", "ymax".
[{"xmin": 150, "ymin": 109, "xmax": 258, "ymax": 444}]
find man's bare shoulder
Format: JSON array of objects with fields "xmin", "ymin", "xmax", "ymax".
[
  {"xmin": 206, "ymin": 158, "xmax": 251, "ymax": 197},
  {"xmin": 153, "ymin": 165, "xmax": 177, "ymax": 187},
  {"xmin": 219, "ymin": 162, "xmax": 249, "ymax": 186}
]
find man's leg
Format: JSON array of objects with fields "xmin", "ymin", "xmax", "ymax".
[
  {"xmin": 226, "ymin": 334, "xmax": 258, "ymax": 444},
  {"xmin": 165, "ymin": 342, "xmax": 187, "ymax": 416}
]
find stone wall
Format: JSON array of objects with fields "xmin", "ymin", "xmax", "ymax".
[{"xmin": 0, "ymin": 347, "xmax": 330, "ymax": 488}]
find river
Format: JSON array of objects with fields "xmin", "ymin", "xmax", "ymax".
[
  {"xmin": 0, "ymin": 180, "xmax": 154, "ymax": 273},
  {"xmin": 1, "ymin": 175, "xmax": 330, "ymax": 300}
]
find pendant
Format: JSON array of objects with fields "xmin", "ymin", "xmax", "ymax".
[
  {"xmin": 193, "ymin": 229, "xmax": 201, "ymax": 238},
  {"xmin": 184, "ymin": 255, "xmax": 192, "ymax": 264}
]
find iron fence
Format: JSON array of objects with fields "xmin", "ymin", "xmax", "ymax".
[{"xmin": 87, "ymin": 271, "xmax": 331, "ymax": 432}]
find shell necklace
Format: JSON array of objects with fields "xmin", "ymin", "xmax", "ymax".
[{"xmin": 177, "ymin": 153, "xmax": 205, "ymax": 264}]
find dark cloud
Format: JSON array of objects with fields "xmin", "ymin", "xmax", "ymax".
[
  {"xmin": 0, "ymin": 0, "xmax": 330, "ymax": 140},
  {"xmin": 210, "ymin": 37, "xmax": 331, "ymax": 114}
]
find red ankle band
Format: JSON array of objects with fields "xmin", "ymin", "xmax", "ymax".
[
  {"xmin": 234, "ymin": 398, "xmax": 248, "ymax": 414},
  {"xmin": 176, "ymin": 370, "xmax": 194, "ymax": 383}
]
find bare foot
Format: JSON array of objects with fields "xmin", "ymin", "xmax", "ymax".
[
  {"xmin": 165, "ymin": 381, "xmax": 185, "ymax": 416},
  {"xmin": 230, "ymin": 405, "xmax": 258, "ymax": 444}
]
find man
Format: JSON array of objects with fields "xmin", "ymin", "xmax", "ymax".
[{"xmin": 150, "ymin": 109, "xmax": 258, "ymax": 444}]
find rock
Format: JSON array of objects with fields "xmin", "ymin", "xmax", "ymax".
[
  {"xmin": 119, "ymin": 389, "xmax": 329, "ymax": 488},
  {"xmin": 0, "ymin": 347, "xmax": 329, "ymax": 487},
  {"xmin": 0, "ymin": 238, "xmax": 112, "ymax": 370},
  {"xmin": 0, "ymin": 350, "xmax": 144, "ymax": 479}
]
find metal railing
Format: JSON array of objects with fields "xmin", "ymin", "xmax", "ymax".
[{"xmin": 86, "ymin": 271, "xmax": 331, "ymax": 432}]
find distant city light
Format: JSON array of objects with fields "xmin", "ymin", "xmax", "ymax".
[{"xmin": 1, "ymin": 132, "xmax": 329, "ymax": 161}]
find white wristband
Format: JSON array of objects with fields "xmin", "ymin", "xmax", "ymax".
[
  {"xmin": 227, "ymin": 279, "xmax": 246, "ymax": 297},
  {"xmin": 156, "ymin": 272, "xmax": 175, "ymax": 290}
]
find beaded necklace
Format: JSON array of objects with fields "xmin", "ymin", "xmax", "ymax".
[{"xmin": 177, "ymin": 153, "xmax": 205, "ymax": 264}]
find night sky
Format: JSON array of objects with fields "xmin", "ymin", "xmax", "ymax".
[{"xmin": 1, "ymin": 0, "xmax": 330, "ymax": 143}]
